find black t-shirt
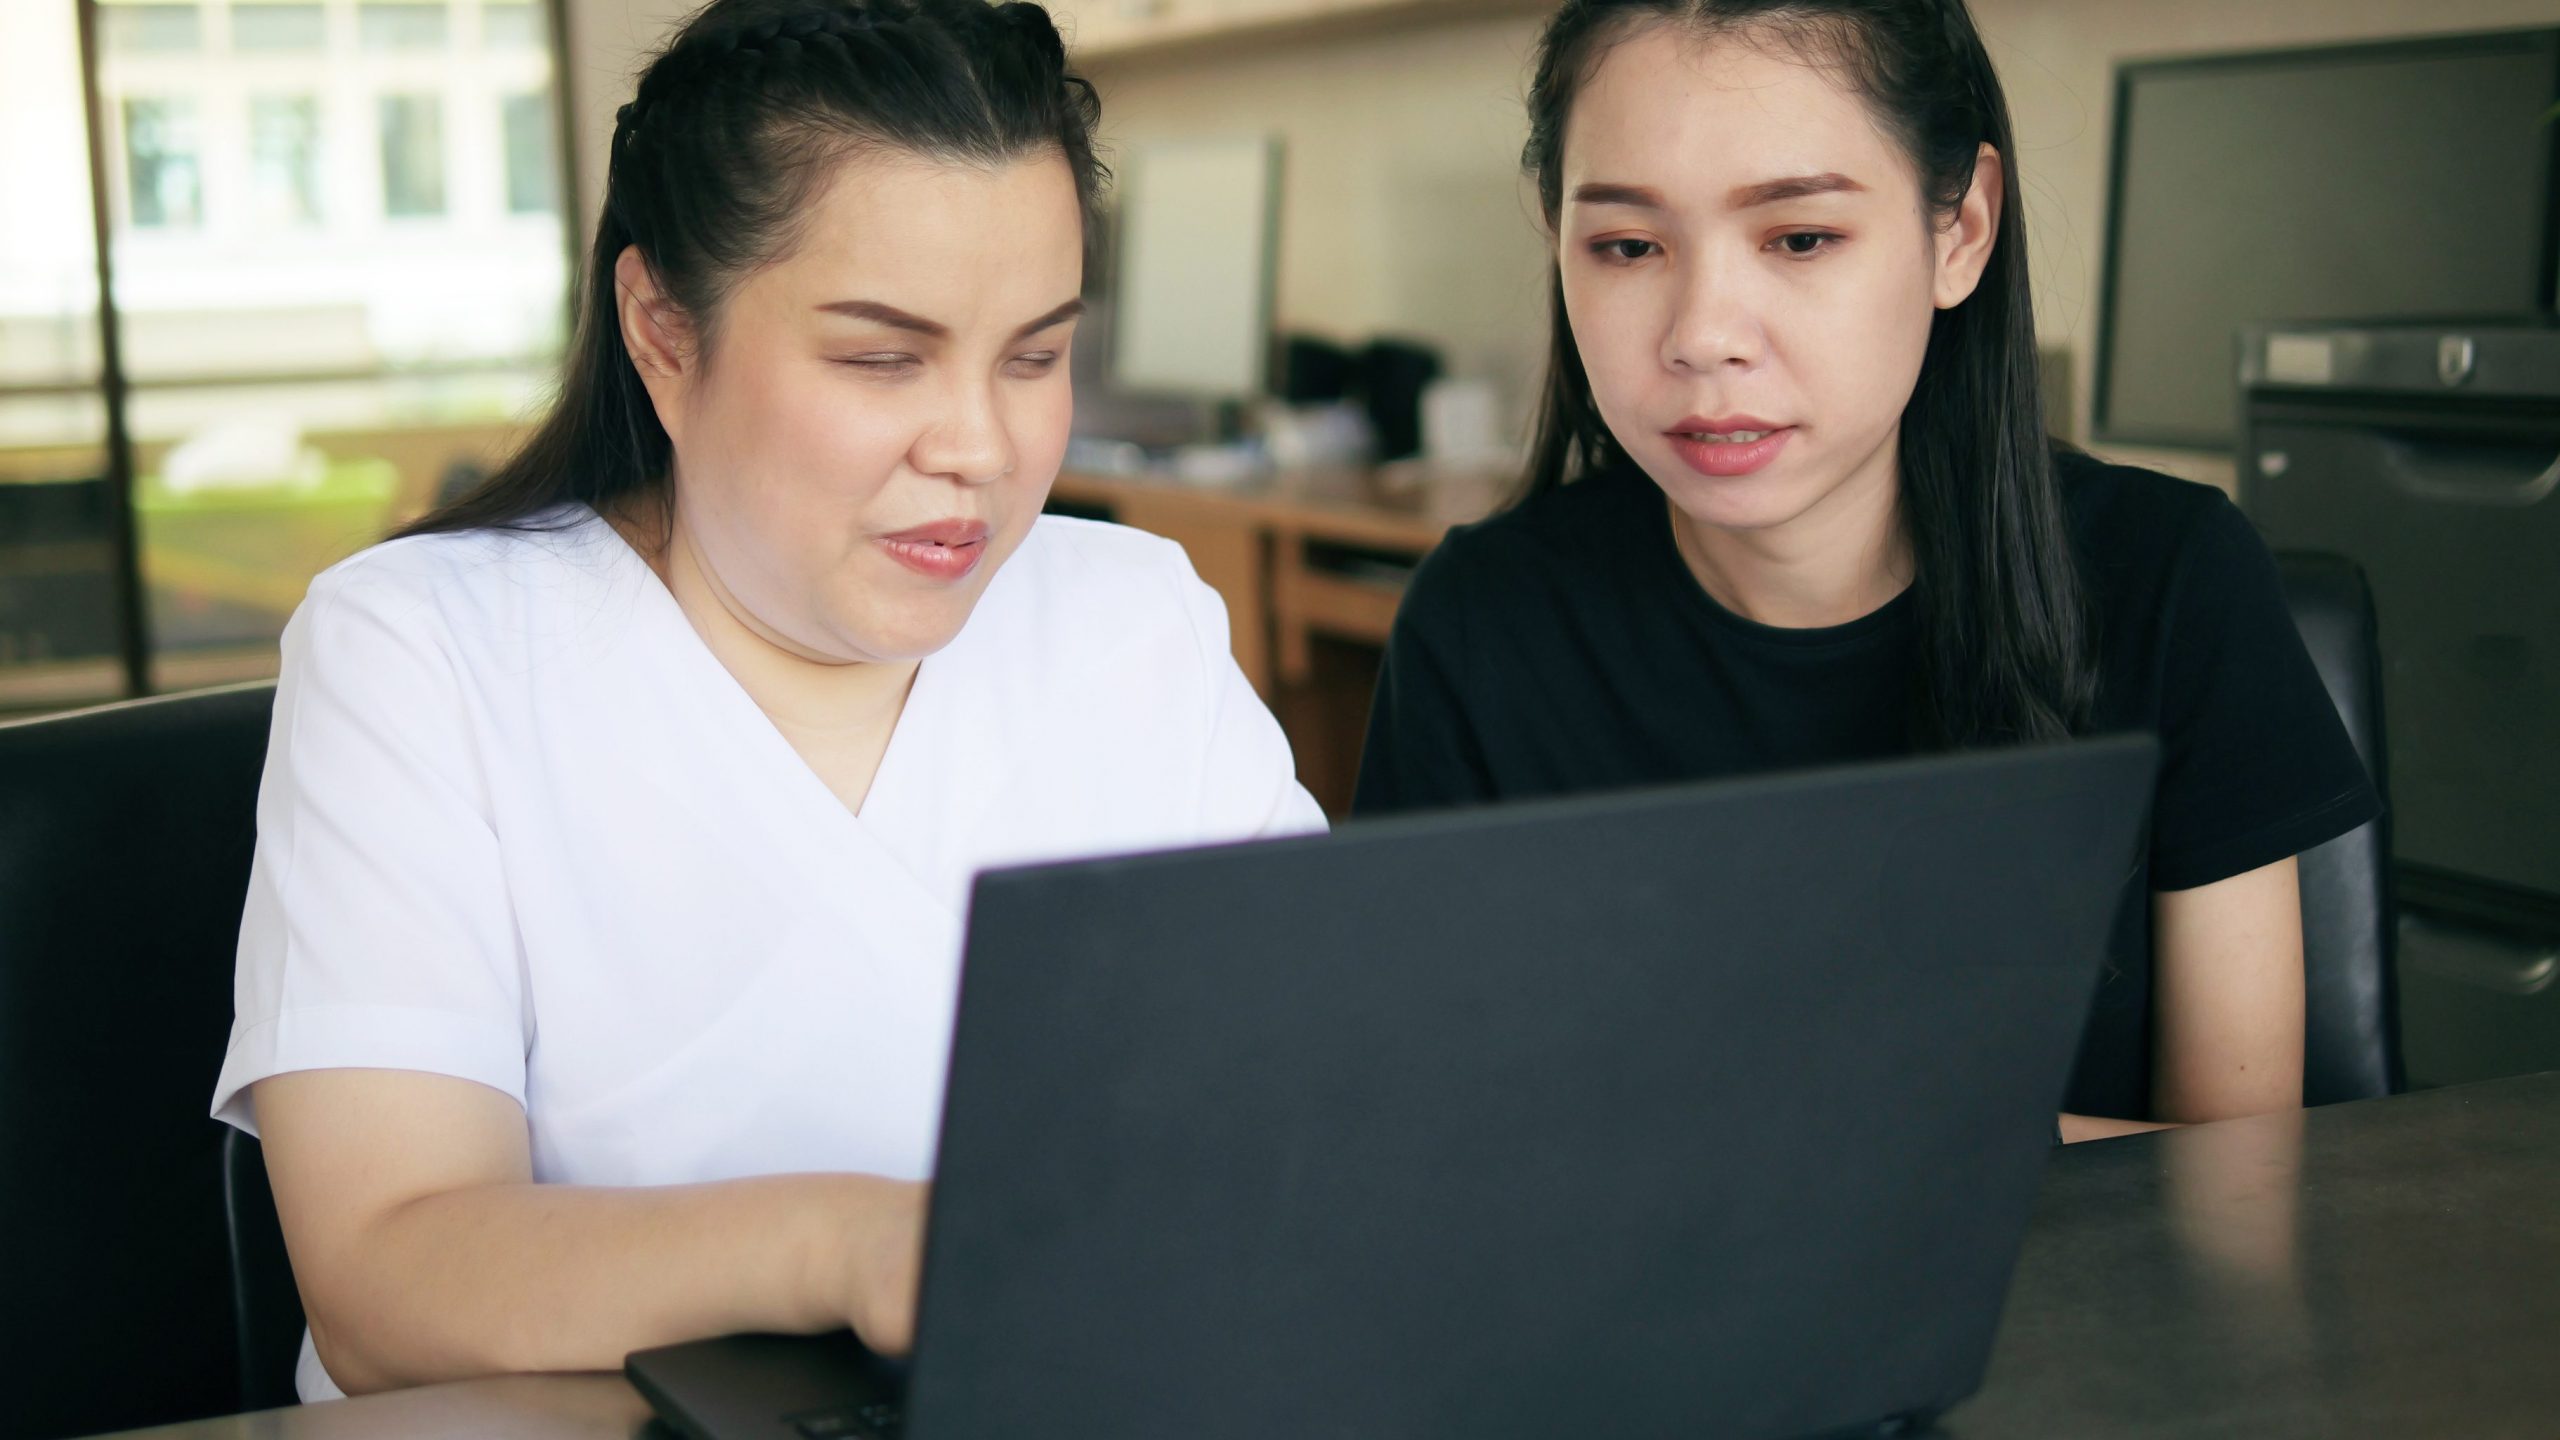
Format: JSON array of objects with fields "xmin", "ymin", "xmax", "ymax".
[{"xmin": 1354, "ymin": 449, "xmax": 2381, "ymax": 1120}]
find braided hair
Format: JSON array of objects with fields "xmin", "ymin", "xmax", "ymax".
[
  {"xmin": 401, "ymin": 0, "xmax": 1105, "ymax": 543},
  {"xmin": 1515, "ymin": 0, "xmax": 2093, "ymax": 749}
]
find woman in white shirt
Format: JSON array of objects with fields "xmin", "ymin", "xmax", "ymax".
[{"xmin": 212, "ymin": 0, "xmax": 1322, "ymax": 1399}]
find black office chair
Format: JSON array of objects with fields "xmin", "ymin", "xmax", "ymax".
[
  {"xmin": 0, "ymin": 683, "xmax": 304, "ymax": 1438},
  {"xmin": 2275, "ymin": 552, "xmax": 2404, "ymax": 1105},
  {"xmin": 226, "ymin": 1126, "xmax": 306, "ymax": 1408}
]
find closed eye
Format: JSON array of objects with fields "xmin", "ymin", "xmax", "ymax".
[
  {"xmin": 1005, "ymin": 352, "xmax": 1063, "ymax": 378},
  {"xmin": 832, "ymin": 354, "xmax": 918, "ymax": 373}
]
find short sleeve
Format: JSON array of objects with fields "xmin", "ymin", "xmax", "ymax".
[
  {"xmin": 1177, "ymin": 566, "xmax": 1329, "ymax": 841},
  {"xmin": 1353, "ymin": 540, "xmax": 1496, "ymax": 817},
  {"xmin": 211, "ymin": 565, "xmax": 530, "ymax": 1133},
  {"xmin": 2146, "ymin": 497, "xmax": 2381, "ymax": 891}
]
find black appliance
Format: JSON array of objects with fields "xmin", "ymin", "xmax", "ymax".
[{"xmin": 2239, "ymin": 323, "xmax": 2560, "ymax": 1086}]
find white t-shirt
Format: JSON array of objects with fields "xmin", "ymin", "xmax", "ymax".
[{"xmin": 210, "ymin": 506, "xmax": 1325, "ymax": 1399}]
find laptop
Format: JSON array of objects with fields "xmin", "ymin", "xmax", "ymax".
[{"xmin": 631, "ymin": 736, "xmax": 2157, "ymax": 1440}]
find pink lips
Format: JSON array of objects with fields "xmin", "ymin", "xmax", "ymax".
[
  {"xmin": 878, "ymin": 519, "xmax": 991, "ymax": 581},
  {"xmin": 1664, "ymin": 415, "xmax": 1796, "ymax": 479}
]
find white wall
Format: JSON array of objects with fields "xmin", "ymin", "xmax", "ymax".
[{"xmin": 1085, "ymin": 16, "xmax": 1554, "ymax": 420}]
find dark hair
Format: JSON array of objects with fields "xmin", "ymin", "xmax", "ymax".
[
  {"xmin": 400, "ymin": 0, "xmax": 1106, "ymax": 544},
  {"xmin": 1521, "ymin": 0, "xmax": 2093, "ymax": 748}
]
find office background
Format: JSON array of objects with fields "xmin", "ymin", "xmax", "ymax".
[
  {"xmin": 10, "ymin": 0, "xmax": 2554, "ymax": 717},
  {"xmin": 573, "ymin": 0, "xmax": 2557, "ymax": 492},
  {"xmin": 3, "ymin": 5, "xmax": 2557, "ymax": 1437}
]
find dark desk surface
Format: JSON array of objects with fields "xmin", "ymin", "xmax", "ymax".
[
  {"xmin": 1959, "ymin": 1071, "xmax": 2560, "ymax": 1438},
  {"xmin": 102, "ymin": 1074, "xmax": 2560, "ymax": 1440}
]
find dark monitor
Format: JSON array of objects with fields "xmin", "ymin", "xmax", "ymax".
[{"xmin": 2095, "ymin": 29, "xmax": 2560, "ymax": 449}]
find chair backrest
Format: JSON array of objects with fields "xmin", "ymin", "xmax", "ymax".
[
  {"xmin": 0, "ymin": 683, "xmax": 299, "ymax": 1437},
  {"xmin": 225, "ymin": 1127, "xmax": 307, "ymax": 1410},
  {"xmin": 2275, "ymin": 552, "xmax": 2404, "ymax": 1104}
]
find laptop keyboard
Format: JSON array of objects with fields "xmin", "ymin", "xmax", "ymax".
[{"xmin": 788, "ymin": 1401, "xmax": 905, "ymax": 1439}]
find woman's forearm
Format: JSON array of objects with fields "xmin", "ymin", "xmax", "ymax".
[
  {"xmin": 2059, "ymin": 1111, "xmax": 2177, "ymax": 1144},
  {"xmin": 306, "ymin": 1171, "xmax": 914, "ymax": 1394}
]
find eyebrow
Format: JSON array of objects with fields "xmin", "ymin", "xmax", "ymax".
[
  {"xmin": 815, "ymin": 297, "xmax": 1086, "ymax": 342},
  {"xmin": 1730, "ymin": 172, "xmax": 1867, "ymax": 207},
  {"xmin": 1571, "ymin": 182, "xmax": 1668, "ymax": 211},
  {"xmin": 1570, "ymin": 172, "xmax": 1868, "ymax": 212}
]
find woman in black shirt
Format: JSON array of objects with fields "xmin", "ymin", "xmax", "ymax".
[{"xmin": 1356, "ymin": 0, "xmax": 2378, "ymax": 1140}]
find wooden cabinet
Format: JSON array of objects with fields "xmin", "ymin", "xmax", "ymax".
[{"xmin": 1049, "ymin": 0, "xmax": 1551, "ymax": 64}]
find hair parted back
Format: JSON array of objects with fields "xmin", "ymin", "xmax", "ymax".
[
  {"xmin": 1519, "ymin": 0, "xmax": 2095, "ymax": 749},
  {"xmin": 401, "ymin": 0, "xmax": 1105, "ymax": 543}
]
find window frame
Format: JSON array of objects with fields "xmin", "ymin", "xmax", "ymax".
[{"xmin": 41, "ymin": 0, "xmax": 584, "ymax": 699}]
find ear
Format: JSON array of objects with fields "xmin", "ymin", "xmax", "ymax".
[
  {"xmin": 1931, "ymin": 143, "xmax": 2004, "ymax": 311},
  {"xmin": 614, "ymin": 245, "xmax": 695, "ymax": 439}
]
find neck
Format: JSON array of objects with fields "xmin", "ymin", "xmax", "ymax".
[
  {"xmin": 619, "ymin": 498, "xmax": 919, "ymax": 738},
  {"xmin": 1667, "ymin": 433, "xmax": 1913, "ymax": 629}
]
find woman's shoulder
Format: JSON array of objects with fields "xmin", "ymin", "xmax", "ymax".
[
  {"xmin": 976, "ymin": 513, "xmax": 1229, "ymax": 663},
  {"xmin": 2053, "ymin": 447, "xmax": 2272, "ymax": 595},
  {"xmin": 1444, "ymin": 462, "xmax": 1645, "ymax": 563},
  {"xmin": 1000, "ymin": 513, "xmax": 1201, "ymax": 621},
  {"xmin": 311, "ymin": 506, "xmax": 617, "ymax": 604},
  {"xmin": 2054, "ymin": 447, "xmax": 2249, "ymax": 553},
  {"xmin": 289, "ymin": 506, "xmax": 637, "ymax": 667},
  {"xmin": 948, "ymin": 515, "xmax": 1260, "ymax": 774},
  {"xmin": 1009, "ymin": 510, "xmax": 1193, "ymax": 580},
  {"xmin": 1390, "ymin": 464, "xmax": 1648, "ymax": 644}
]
